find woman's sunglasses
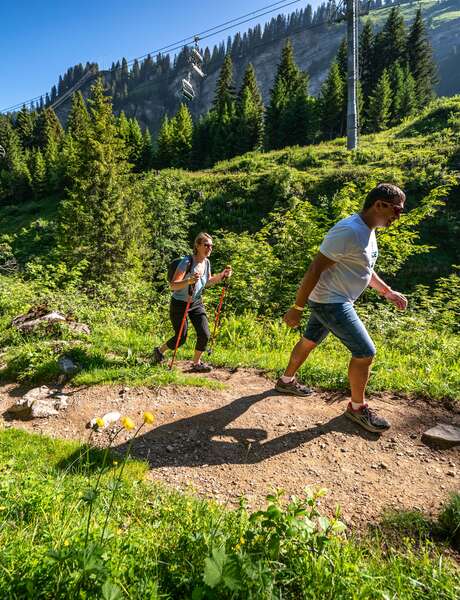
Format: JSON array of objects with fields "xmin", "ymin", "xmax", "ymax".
[
  {"xmin": 381, "ymin": 201, "xmax": 404, "ymax": 217},
  {"xmin": 203, "ymin": 243, "xmax": 213, "ymax": 248}
]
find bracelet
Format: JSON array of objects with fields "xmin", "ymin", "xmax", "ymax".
[{"xmin": 292, "ymin": 304, "xmax": 305, "ymax": 312}]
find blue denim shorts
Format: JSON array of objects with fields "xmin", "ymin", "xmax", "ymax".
[{"xmin": 304, "ymin": 301, "xmax": 376, "ymax": 358}]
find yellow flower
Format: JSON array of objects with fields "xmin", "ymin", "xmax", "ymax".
[
  {"xmin": 95, "ymin": 417, "xmax": 105, "ymax": 428},
  {"xmin": 64, "ymin": 539, "xmax": 70, "ymax": 547},
  {"xmin": 143, "ymin": 411, "xmax": 155, "ymax": 425},
  {"xmin": 121, "ymin": 416, "xmax": 135, "ymax": 431}
]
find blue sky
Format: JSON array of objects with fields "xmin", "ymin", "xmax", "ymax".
[{"xmin": 0, "ymin": 0, "xmax": 320, "ymax": 111}]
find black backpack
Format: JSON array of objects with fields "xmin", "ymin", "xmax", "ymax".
[{"xmin": 167, "ymin": 255, "xmax": 193, "ymax": 283}]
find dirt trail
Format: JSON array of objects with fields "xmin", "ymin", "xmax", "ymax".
[{"xmin": 1, "ymin": 364, "xmax": 459, "ymax": 527}]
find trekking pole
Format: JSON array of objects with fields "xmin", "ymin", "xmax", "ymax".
[
  {"xmin": 169, "ymin": 280, "xmax": 195, "ymax": 370},
  {"xmin": 207, "ymin": 266, "xmax": 231, "ymax": 356}
]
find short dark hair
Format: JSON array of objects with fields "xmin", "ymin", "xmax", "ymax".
[{"xmin": 363, "ymin": 183, "xmax": 406, "ymax": 210}]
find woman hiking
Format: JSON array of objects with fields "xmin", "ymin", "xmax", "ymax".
[{"xmin": 153, "ymin": 232, "xmax": 232, "ymax": 372}]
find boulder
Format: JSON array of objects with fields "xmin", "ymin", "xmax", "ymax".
[
  {"xmin": 422, "ymin": 424, "xmax": 460, "ymax": 449},
  {"xmin": 7, "ymin": 386, "xmax": 69, "ymax": 419}
]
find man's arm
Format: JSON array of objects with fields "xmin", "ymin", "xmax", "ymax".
[
  {"xmin": 283, "ymin": 252, "xmax": 336, "ymax": 328},
  {"xmin": 369, "ymin": 271, "xmax": 408, "ymax": 310}
]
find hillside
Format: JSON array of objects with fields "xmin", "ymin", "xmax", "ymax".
[{"xmin": 43, "ymin": 0, "xmax": 460, "ymax": 136}]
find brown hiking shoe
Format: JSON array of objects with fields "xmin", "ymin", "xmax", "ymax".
[
  {"xmin": 275, "ymin": 378, "xmax": 312, "ymax": 397},
  {"xmin": 344, "ymin": 402, "xmax": 390, "ymax": 433}
]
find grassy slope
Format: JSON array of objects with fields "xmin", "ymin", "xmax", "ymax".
[
  {"xmin": 1, "ymin": 98, "xmax": 459, "ymax": 400},
  {"xmin": 0, "ymin": 428, "xmax": 458, "ymax": 599}
]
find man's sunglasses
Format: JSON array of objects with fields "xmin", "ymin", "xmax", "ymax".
[{"xmin": 381, "ymin": 201, "xmax": 404, "ymax": 216}]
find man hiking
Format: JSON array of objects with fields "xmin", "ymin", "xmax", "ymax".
[{"xmin": 276, "ymin": 183, "xmax": 408, "ymax": 433}]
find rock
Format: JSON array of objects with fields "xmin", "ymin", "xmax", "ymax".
[
  {"xmin": 447, "ymin": 471, "xmax": 456, "ymax": 477},
  {"xmin": 30, "ymin": 400, "xmax": 58, "ymax": 418},
  {"xmin": 11, "ymin": 306, "xmax": 90, "ymax": 336},
  {"xmin": 166, "ymin": 445, "xmax": 174, "ymax": 453},
  {"xmin": 7, "ymin": 385, "xmax": 69, "ymax": 419},
  {"xmin": 422, "ymin": 424, "xmax": 460, "ymax": 449},
  {"xmin": 58, "ymin": 356, "xmax": 80, "ymax": 375}
]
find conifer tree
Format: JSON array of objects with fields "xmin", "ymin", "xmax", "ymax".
[
  {"xmin": 34, "ymin": 108, "xmax": 63, "ymax": 149},
  {"xmin": 58, "ymin": 78, "xmax": 148, "ymax": 285},
  {"xmin": 407, "ymin": 8, "xmax": 437, "ymax": 108},
  {"xmin": 30, "ymin": 148, "xmax": 47, "ymax": 198},
  {"xmin": 235, "ymin": 63, "xmax": 264, "ymax": 154},
  {"xmin": 336, "ymin": 37, "xmax": 347, "ymax": 80},
  {"xmin": 139, "ymin": 127, "xmax": 153, "ymax": 170},
  {"xmin": 15, "ymin": 105, "xmax": 35, "ymax": 149},
  {"xmin": 373, "ymin": 7, "xmax": 407, "ymax": 77},
  {"xmin": 389, "ymin": 61, "xmax": 405, "ymax": 125},
  {"xmin": 127, "ymin": 118, "xmax": 144, "ymax": 169},
  {"xmin": 319, "ymin": 62, "xmax": 345, "ymax": 140},
  {"xmin": 0, "ymin": 116, "xmax": 31, "ymax": 200},
  {"xmin": 67, "ymin": 92, "xmax": 90, "ymax": 140},
  {"xmin": 399, "ymin": 63, "xmax": 417, "ymax": 119},
  {"xmin": 359, "ymin": 20, "xmax": 375, "ymax": 111},
  {"xmin": 367, "ymin": 68, "xmax": 392, "ymax": 132},
  {"xmin": 155, "ymin": 115, "xmax": 173, "ymax": 168},
  {"xmin": 266, "ymin": 40, "xmax": 310, "ymax": 149},
  {"xmin": 169, "ymin": 104, "xmax": 194, "ymax": 169},
  {"xmin": 210, "ymin": 54, "xmax": 237, "ymax": 162}
]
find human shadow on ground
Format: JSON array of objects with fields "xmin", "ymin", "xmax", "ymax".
[{"xmin": 115, "ymin": 389, "xmax": 380, "ymax": 468}]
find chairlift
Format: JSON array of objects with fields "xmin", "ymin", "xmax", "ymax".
[
  {"xmin": 0, "ymin": 145, "xmax": 5, "ymax": 159},
  {"xmin": 191, "ymin": 47, "xmax": 204, "ymax": 64},
  {"xmin": 181, "ymin": 78, "xmax": 196, "ymax": 100},
  {"xmin": 192, "ymin": 64, "xmax": 206, "ymax": 78}
]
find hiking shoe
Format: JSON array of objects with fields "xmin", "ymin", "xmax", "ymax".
[
  {"xmin": 190, "ymin": 362, "xmax": 213, "ymax": 373},
  {"xmin": 344, "ymin": 402, "xmax": 390, "ymax": 433},
  {"xmin": 275, "ymin": 378, "xmax": 312, "ymax": 397},
  {"xmin": 152, "ymin": 346, "xmax": 164, "ymax": 365}
]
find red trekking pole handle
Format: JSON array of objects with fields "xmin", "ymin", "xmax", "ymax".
[{"xmin": 169, "ymin": 282, "xmax": 195, "ymax": 370}]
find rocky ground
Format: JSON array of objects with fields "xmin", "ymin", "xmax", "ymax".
[{"xmin": 1, "ymin": 364, "xmax": 459, "ymax": 528}]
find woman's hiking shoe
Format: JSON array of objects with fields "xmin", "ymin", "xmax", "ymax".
[
  {"xmin": 344, "ymin": 402, "xmax": 390, "ymax": 433},
  {"xmin": 275, "ymin": 378, "xmax": 312, "ymax": 397},
  {"xmin": 152, "ymin": 347, "xmax": 164, "ymax": 365},
  {"xmin": 191, "ymin": 362, "xmax": 213, "ymax": 373}
]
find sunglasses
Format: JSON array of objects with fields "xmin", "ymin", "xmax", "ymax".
[
  {"xmin": 381, "ymin": 201, "xmax": 404, "ymax": 217},
  {"xmin": 203, "ymin": 243, "xmax": 213, "ymax": 248}
]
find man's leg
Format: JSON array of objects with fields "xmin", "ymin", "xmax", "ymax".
[
  {"xmin": 284, "ymin": 337, "xmax": 317, "ymax": 378},
  {"xmin": 348, "ymin": 356, "xmax": 374, "ymax": 405},
  {"xmin": 275, "ymin": 311, "xmax": 328, "ymax": 396}
]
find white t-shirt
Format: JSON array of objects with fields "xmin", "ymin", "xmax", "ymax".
[{"xmin": 309, "ymin": 213, "xmax": 378, "ymax": 304}]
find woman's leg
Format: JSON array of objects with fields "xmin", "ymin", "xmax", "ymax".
[
  {"xmin": 165, "ymin": 299, "xmax": 189, "ymax": 352},
  {"xmin": 188, "ymin": 302, "xmax": 210, "ymax": 364}
]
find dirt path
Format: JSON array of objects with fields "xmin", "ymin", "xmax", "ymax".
[{"xmin": 1, "ymin": 365, "xmax": 459, "ymax": 527}]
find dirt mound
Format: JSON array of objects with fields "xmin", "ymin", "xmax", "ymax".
[{"xmin": 1, "ymin": 365, "xmax": 459, "ymax": 526}]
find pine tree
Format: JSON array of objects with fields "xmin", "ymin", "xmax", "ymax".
[
  {"xmin": 210, "ymin": 54, "xmax": 237, "ymax": 161},
  {"xmin": 139, "ymin": 128, "xmax": 153, "ymax": 171},
  {"xmin": 58, "ymin": 78, "xmax": 148, "ymax": 285},
  {"xmin": 319, "ymin": 62, "xmax": 345, "ymax": 140},
  {"xmin": 169, "ymin": 104, "xmax": 194, "ymax": 169},
  {"xmin": 359, "ymin": 20, "xmax": 375, "ymax": 111},
  {"xmin": 67, "ymin": 92, "xmax": 90, "ymax": 140},
  {"xmin": 367, "ymin": 68, "xmax": 392, "ymax": 132},
  {"xmin": 266, "ymin": 40, "xmax": 310, "ymax": 149},
  {"xmin": 15, "ymin": 105, "xmax": 35, "ymax": 149},
  {"xmin": 155, "ymin": 115, "xmax": 173, "ymax": 168},
  {"xmin": 407, "ymin": 8, "xmax": 437, "ymax": 108},
  {"xmin": 389, "ymin": 62, "xmax": 406, "ymax": 125},
  {"xmin": 399, "ymin": 63, "xmax": 417, "ymax": 120},
  {"xmin": 336, "ymin": 37, "xmax": 347, "ymax": 80},
  {"xmin": 30, "ymin": 148, "xmax": 47, "ymax": 198},
  {"xmin": 34, "ymin": 107, "xmax": 63, "ymax": 149},
  {"xmin": 127, "ymin": 118, "xmax": 144, "ymax": 170},
  {"xmin": 0, "ymin": 116, "xmax": 31, "ymax": 200},
  {"xmin": 374, "ymin": 7, "xmax": 407, "ymax": 77},
  {"xmin": 235, "ymin": 63, "xmax": 264, "ymax": 154}
]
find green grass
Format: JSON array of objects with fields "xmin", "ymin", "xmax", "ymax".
[{"xmin": 0, "ymin": 428, "xmax": 459, "ymax": 599}]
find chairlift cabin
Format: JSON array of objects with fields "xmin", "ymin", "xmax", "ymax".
[
  {"xmin": 192, "ymin": 64, "xmax": 206, "ymax": 78},
  {"xmin": 0, "ymin": 145, "xmax": 6, "ymax": 159},
  {"xmin": 191, "ymin": 47, "xmax": 203, "ymax": 64},
  {"xmin": 181, "ymin": 78, "xmax": 196, "ymax": 100}
]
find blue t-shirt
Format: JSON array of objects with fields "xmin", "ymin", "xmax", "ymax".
[{"xmin": 172, "ymin": 256, "xmax": 211, "ymax": 302}]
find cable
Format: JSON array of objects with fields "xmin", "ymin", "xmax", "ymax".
[
  {"xmin": 1, "ymin": 0, "xmax": 435, "ymax": 113},
  {"xmin": 1, "ymin": 0, "xmax": 302, "ymax": 113}
]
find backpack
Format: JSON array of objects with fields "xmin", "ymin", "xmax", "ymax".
[{"xmin": 167, "ymin": 255, "xmax": 193, "ymax": 283}]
